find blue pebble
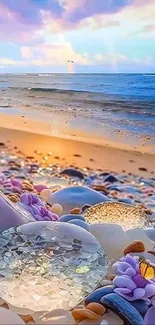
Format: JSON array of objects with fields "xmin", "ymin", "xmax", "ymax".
[
  {"xmin": 129, "ymin": 300, "xmax": 149, "ymax": 317},
  {"xmin": 85, "ymin": 285, "xmax": 115, "ymax": 305},
  {"xmin": 68, "ymin": 219, "xmax": 90, "ymax": 231},
  {"xmin": 118, "ymin": 198, "xmax": 133, "ymax": 205},
  {"xmin": 59, "ymin": 214, "xmax": 85, "ymax": 223},
  {"xmin": 101, "ymin": 293, "xmax": 144, "ymax": 325}
]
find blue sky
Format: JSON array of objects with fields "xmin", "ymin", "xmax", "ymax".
[{"xmin": 0, "ymin": 0, "xmax": 154, "ymax": 73}]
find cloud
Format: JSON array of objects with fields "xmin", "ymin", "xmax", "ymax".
[
  {"xmin": 0, "ymin": 58, "xmax": 17, "ymax": 66},
  {"xmin": 0, "ymin": 0, "xmax": 134, "ymax": 43},
  {"xmin": 20, "ymin": 39, "xmax": 90, "ymax": 66},
  {"xmin": 21, "ymin": 47, "xmax": 32, "ymax": 59},
  {"xmin": 63, "ymin": 0, "xmax": 132, "ymax": 24}
]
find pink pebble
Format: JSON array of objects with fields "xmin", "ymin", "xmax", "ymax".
[
  {"xmin": 11, "ymin": 178, "xmax": 22, "ymax": 188},
  {"xmin": 34, "ymin": 184, "xmax": 48, "ymax": 193}
]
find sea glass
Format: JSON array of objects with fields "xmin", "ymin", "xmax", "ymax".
[{"xmin": 0, "ymin": 221, "xmax": 108, "ymax": 315}]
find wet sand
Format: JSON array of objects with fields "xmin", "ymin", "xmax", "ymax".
[{"xmin": 0, "ymin": 123, "xmax": 154, "ymax": 178}]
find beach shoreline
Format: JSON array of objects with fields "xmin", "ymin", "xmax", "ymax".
[{"xmin": 0, "ymin": 118, "xmax": 154, "ymax": 178}]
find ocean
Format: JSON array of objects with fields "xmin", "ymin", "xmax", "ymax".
[{"xmin": 0, "ymin": 73, "xmax": 155, "ymax": 151}]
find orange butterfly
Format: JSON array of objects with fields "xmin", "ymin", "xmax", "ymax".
[{"xmin": 139, "ymin": 257, "xmax": 155, "ymax": 280}]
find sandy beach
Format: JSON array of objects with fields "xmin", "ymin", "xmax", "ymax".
[{"xmin": 0, "ymin": 112, "xmax": 154, "ymax": 178}]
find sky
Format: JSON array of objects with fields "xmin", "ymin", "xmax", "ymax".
[{"xmin": 0, "ymin": 0, "xmax": 155, "ymax": 73}]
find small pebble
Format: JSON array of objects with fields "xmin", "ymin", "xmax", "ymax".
[
  {"xmin": 124, "ymin": 241, "xmax": 145, "ymax": 255},
  {"xmin": 68, "ymin": 219, "xmax": 90, "ymax": 231},
  {"xmin": 60, "ymin": 168, "xmax": 84, "ymax": 179},
  {"xmin": 50, "ymin": 203, "xmax": 63, "ymax": 215},
  {"xmin": 34, "ymin": 184, "xmax": 48, "ymax": 193},
  {"xmin": 59, "ymin": 214, "xmax": 85, "ymax": 222},
  {"xmin": 100, "ymin": 279, "xmax": 112, "ymax": 287},
  {"xmin": 86, "ymin": 303, "xmax": 106, "ymax": 316},
  {"xmin": 40, "ymin": 189, "xmax": 52, "ymax": 200},
  {"xmin": 72, "ymin": 308, "xmax": 100, "ymax": 321},
  {"xmin": 70, "ymin": 207, "xmax": 81, "ymax": 214}
]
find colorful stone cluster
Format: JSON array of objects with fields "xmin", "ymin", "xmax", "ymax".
[{"xmin": 1, "ymin": 144, "xmax": 155, "ymax": 324}]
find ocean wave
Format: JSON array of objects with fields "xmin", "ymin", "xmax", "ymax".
[{"xmin": 143, "ymin": 74, "xmax": 155, "ymax": 77}]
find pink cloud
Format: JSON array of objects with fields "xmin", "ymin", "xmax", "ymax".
[{"xmin": 0, "ymin": 0, "xmax": 133, "ymax": 43}]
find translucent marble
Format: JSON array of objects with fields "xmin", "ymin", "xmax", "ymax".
[
  {"xmin": 0, "ymin": 222, "xmax": 107, "ymax": 315},
  {"xmin": 84, "ymin": 202, "xmax": 148, "ymax": 231},
  {"xmin": 33, "ymin": 176, "xmax": 69, "ymax": 188}
]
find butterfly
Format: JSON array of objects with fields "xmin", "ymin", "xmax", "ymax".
[{"xmin": 139, "ymin": 256, "xmax": 155, "ymax": 280}]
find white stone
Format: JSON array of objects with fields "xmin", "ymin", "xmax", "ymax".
[
  {"xmin": 100, "ymin": 279, "xmax": 112, "ymax": 286},
  {"xmin": 101, "ymin": 311, "xmax": 123, "ymax": 325},
  {"xmin": 46, "ymin": 186, "xmax": 109, "ymax": 215},
  {"xmin": 145, "ymin": 228, "xmax": 155, "ymax": 242},
  {"xmin": 79, "ymin": 319, "xmax": 106, "ymax": 325},
  {"xmin": 90, "ymin": 223, "xmax": 130, "ymax": 259},
  {"xmin": 0, "ymin": 307, "xmax": 25, "ymax": 324},
  {"xmin": 126, "ymin": 228, "xmax": 154, "ymax": 251},
  {"xmin": 33, "ymin": 309, "xmax": 75, "ymax": 324},
  {"xmin": 50, "ymin": 204, "xmax": 63, "ymax": 215},
  {"xmin": 40, "ymin": 189, "xmax": 52, "ymax": 201}
]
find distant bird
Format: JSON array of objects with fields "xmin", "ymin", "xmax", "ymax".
[{"xmin": 67, "ymin": 60, "xmax": 75, "ymax": 73}]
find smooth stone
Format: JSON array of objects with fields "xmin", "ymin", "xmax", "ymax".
[
  {"xmin": 90, "ymin": 223, "xmax": 130, "ymax": 259},
  {"xmin": 47, "ymin": 186, "xmax": 109, "ymax": 215},
  {"xmin": 86, "ymin": 303, "xmax": 106, "ymax": 316},
  {"xmin": 124, "ymin": 241, "xmax": 145, "ymax": 255},
  {"xmin": 104, "ymin": 175, "xmax": 118, "ymax": 183},
  {"xmin": 101, "ymin": 293, "xmax": 144, "ymax": 325},
  {"xmin": 34, "ymin": 184, "xmax": 48, "ymax": 193},
  {"xmin": 101, "ymin": 311, "xmax": 123, "ymax": 325},
  {"xmin": 127, "ymin": 228, "xmax": 154, "ymax": 251},
  {"xmin": 34, "ymin": 176, "xmax": 68, "ymax": 188},
  {"xmin": 59, "ymin": 214, "xmax": 85, "ymax": 222},
  {"xmin": 40, "ymin": 189, "xmax": 52, "ymax": 201},
  {"xmin": 118, "ymin": 198, "xmax": 134, "ymax": 205},
  {"xmin": 68, "ymin": 219, "xmax": 90, "ymax": 231},
  {"xmin": 100, "ymin": 172, "xmax": 110, "ymax": 177},
  {"xmin": 100, "ymin": 280, "xmax": 112, "ymax": 287},
  {"xmin": 129, "ymin": 300, "xmax": 149, "ymax": 317},
  {"xmin": 72, "ymin": 308, "xmax": 99, "ymax": 321},
  {"xmin": 34, "ymin": 309, "xmax": 76, "ymax": 324},
  {"xmin": 60, "ymin": 168, "xmax": 84, "ymax": 179},
  {"xmin": 0, "ymin": 194, "xmax": 33, "ymax": 232},
  {"xmin": 81, "ymin": 205, "xmax": 91, "ymax": 213},
  {"xmin": 144, "ymin": 306, "xmax": 155, "ymax": 325},
  {"xmin": 70, "ymin": 207, "xmax": 81, "ymax": 214},
  {"xmin": 0, "ymin": 308, "xmax": 25, "ymax": 324},
  {"xmin": 85, "ymin": 285, "xmax": 115, "ymax": 305},
  {"xmin": 145, "ymin": 228, "xmax": 155, "ymax": 242},
  {"xmin": 79, "ymin": 318, "xmax": 103, "ymax": 325},
  {"xmin": 50, "ymin": 204, "xmax": 63, "ymax": 215}
]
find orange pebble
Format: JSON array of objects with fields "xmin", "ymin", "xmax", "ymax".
[
  {"xmin": 70, "ymin": 207, "xmax": 81, "ymax": 214},
  {"xmin": 72, "ymin": 308, "xmax": 100, "ymax": 321},
  {"xmin": 86, "ymin": 303, "xmax": 106, "ymax": 316},
  {"xmin": 124, "ymin": 241, "xmax": 145, "ymax": 255}
]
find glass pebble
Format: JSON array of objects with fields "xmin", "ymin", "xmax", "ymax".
[{"xmin": 0, "ymin": 222, "xmax": 107, "ymax": 314}]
